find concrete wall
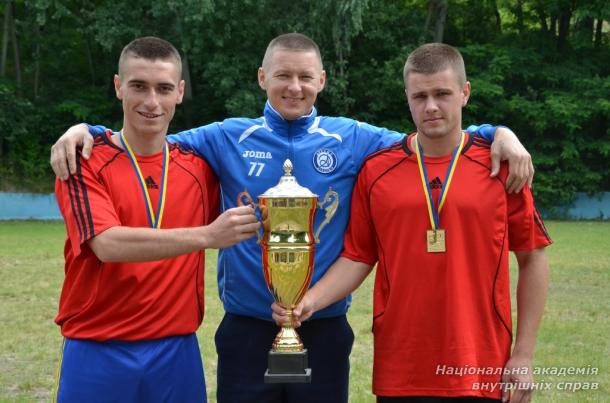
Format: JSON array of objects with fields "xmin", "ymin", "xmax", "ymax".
[
  {"xmin": 553, "ymin": 192, "xmax": 610, "ymax": 220},
  {"xmin": 0, "ymin": 193, "xmax": 62, "ymax": 220},
  {"xmin": 1, "ymin": 192, "xmax": 609, "ymax": 220}
]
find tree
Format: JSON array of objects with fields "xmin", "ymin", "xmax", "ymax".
[
  {"xmin": 423, "ymin": 0, "xmax": 448, "ymax": 42},
  {"xmin": 0, "ymin": 0, "xmax": 607, "ymax": 210},
  {"xmin": 1, "ymin": 0, "xmax": 21, "ymax": 94}
]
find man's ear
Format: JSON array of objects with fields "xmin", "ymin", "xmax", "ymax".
[
  {"xmin": 176, "ymin": 80, "xmax": 186, "ymax": 104},
  {"xmin": 257, "ymin": 67, "xmax": 266, "ymax": 90},
  {"xmin": 462, "ymin": 81, "xmax": 471, "ymax": 107},
  {"xmin": 114, "ymin": 74, "xmax": 123, "ymax": 100},
  {"xmin": 318, "ymin": 70, "xmax": 327, "ymax": 91}
]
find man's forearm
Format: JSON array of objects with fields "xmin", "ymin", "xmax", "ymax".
[
  {"xmin": 308, "ymin": 257, "xmax": 372, "ymax": 313},
  {"xmin": 494, "ymin": 126, "xmax": 519, "ymax": 144},
  {"xmin": 512, "ymin": 248, "xmax": 549, "ymax": 358},
  {"xmin": 88, "ymin": 226, "xmax": 209, "ymax": 262}
]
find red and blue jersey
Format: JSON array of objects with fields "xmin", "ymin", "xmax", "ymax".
[
  {"xmin": 55, "ymin": 131, "xmax": 219, "ymax": 341},
  {"xmin": 342, "ymin": 133, "xmax": 552, "ymax": 398}
]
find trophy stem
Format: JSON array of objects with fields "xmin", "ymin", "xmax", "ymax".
[
  {"xmin": 283, "ymin": 308, "xmax": 295, "ymax": 328},
  {"xmin": 272, "ymin": 309, "xmax": 304, "ymax": 353}
]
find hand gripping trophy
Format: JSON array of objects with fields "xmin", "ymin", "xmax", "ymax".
[{"xmin": 238, "ymin": 159, "xmax": 338, "ymax": 383}]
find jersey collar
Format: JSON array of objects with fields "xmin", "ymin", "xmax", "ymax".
[{"xmin": 263, "ymin": 101, "xmax": 318, "ymax": 137}]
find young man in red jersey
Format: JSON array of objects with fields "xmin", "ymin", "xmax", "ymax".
[
  {"xmin": 53, "ymin": 37, "xmax": 259, "ymax": 403},
  {"xmin": 273, "ymin": 43, "xmax": 551, "ymax": 403}
]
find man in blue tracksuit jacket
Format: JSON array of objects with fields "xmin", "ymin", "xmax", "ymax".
[{"xmin": 51, "ymin": 33, "xmax": 533, "ymax": 403}]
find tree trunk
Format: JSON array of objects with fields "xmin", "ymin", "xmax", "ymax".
[
  {"xmin": 34, "ymin": 25, "xmax": 40, "ymax": 99},
  {"xmin": 594, "ymin": 18, "xmax": 603, "ymax": 49},
  {"xmin": 338, "ymin": 42, "xmax": 345, "ymax": 80},
  {"xmin": 579, "ymin": 16, "xmax": 594, "ymax": 44},
  {"xmin": 434, "ymin": 0, "xmax": 447, "ymax": 43},
  {"xmin": 334, "ymin": 28, "xmax": 349, "ymax": 115},
  {"xmin": 550, "ymin": 15, "xmax": 557, "ymax": 37},
  {"xmin": 1, "ymin": 0, "xmax": 11, "ymax": 76},
  {"xmin": 516, "ymin": 0, "xmax": 524, "ymax": 33},
  {"xmin": 10, "ymin": 1, "xmax": 21, "ymax": 93},
  {"xmin": 423, "ymin": 0, "xmax": 447, "ymax": 43},
  {"xmin": 84, "ymin": 34, "xmax": 96, "ymax": 86},
  {"xmin": 424, "ymin": 0, "xmax": 434, "ymax": 36},
  {"xmin": 557, "ymin": 8, "xmax": 572, "ymax": 52},
  {"xmin": 536, "ymin": 6, "xmax": 548, "ymax": 34},
  {"xmin": 492, "ymin": 0, "xmax": 502, "ymax": 31}
]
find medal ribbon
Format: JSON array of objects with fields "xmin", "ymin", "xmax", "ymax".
[
  {"xmin": 120, "ymin": 130, "xmax": 169, "ymax": 228},
  {"xmin": 414, "ymin": 132, "xmax": 465, "ymax": 231}
]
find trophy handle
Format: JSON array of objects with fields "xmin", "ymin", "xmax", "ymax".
[
  {"xmin": 237, "ymin": 189, "xmax": 263, "ymax": 243},
  {"xmin": 314, "ymin": 187, "xmax": 339, "ymax": 243}
]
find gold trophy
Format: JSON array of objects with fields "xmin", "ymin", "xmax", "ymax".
[{"xmin": 238, "ymin": 159, "xmax": 338, "ymax": 383}]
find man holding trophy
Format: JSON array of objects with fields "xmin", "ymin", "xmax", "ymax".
[
  {"xmin": 273, "ymin": 43, "xmax": 551, "ymax": 403},
  {"xmin": 53, "ymin": 37, "xmax": 260, "ymax": 402},
  {"xmin": 51, "ymin": 34, "xmax": 535, "ymax": 403}
]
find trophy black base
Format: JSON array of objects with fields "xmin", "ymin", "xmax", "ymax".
[{"xmin": 264, "ymin": 349, "xmax": 312, "ymax": 383}]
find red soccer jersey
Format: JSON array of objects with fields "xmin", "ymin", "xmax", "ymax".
[
  {"xmin": 342, "ymin": 133, "xmax": 551, "ymax": 398},
  {"xmin": 55, "ymin": 131, "xmax": 219, "ymax": 341}
]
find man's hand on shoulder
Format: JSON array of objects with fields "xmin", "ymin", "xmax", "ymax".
[
  {"xmin": 50, "ymin": 123, "xmax": 95, "ymax": 180},
  {"xmin": 490, "ymin": 127, "xmax": 534, "ymax": 194}
]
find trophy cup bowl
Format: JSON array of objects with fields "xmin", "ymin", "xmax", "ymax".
[{"xmin": 237, "ymin": 159, "xmax": 338, "ymax": 383}]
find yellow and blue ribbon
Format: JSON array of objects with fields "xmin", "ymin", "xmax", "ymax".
[
  {"xmin": 414, "ymin": 132, "xmax": 465, "ymax": 231},
  {"xmin": 120, "ymin": 130, "xmax": 169, "ymax": 228}
]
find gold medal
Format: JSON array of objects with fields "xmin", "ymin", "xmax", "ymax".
[
  {"xmin": 414, "ymin": 133, "xmax": 465, "ymax": 253},
  {"xmin": 427, "ymin": 229, "xmax": 446, "ymax": 253}
]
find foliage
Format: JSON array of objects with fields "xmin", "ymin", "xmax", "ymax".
[
  {"xmin": 0, "ymin": 80, "xmax": 48, "ymax": 191},
  {"xmin": 0, "ymin": 0, "xmax": 608, "ymax": 209}
]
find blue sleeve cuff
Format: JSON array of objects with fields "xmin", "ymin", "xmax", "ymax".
[
  {"xmin": 465, "ymin": 124, "xmax": 508, "ymax": 141},
  {"xmin": 86, "ymin": 124, "xmax": 109, "ymax": 136}
]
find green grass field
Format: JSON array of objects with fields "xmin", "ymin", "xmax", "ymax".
[{"xmin": 0, "ymin": 221, "xmax": 608, "ymax": 402}]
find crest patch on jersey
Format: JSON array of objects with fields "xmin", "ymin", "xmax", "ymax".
[{"xmin": 313, "ymin": 149, "xmax": 337, "ymax": 174}]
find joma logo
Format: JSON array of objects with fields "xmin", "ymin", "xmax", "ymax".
[{"xmin": 242, "ymin": 150, "xmax": 273, "ymax": 159}]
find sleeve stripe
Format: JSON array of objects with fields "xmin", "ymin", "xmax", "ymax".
[
  {"xmin": 66, "ymin": 179, "xmax": 84, "ymax": 242},
  {"xmin": 68, "ymin": 174, "xmax": 88, "ymax": 243},
  {"xmin": 75, "ymin": 154, "xmax": 95, "ymax": 240},
  {"xmin": 471, "ymin": 135, "xmax": 491, "ymax": 148}
]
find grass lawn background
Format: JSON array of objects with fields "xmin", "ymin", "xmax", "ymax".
[{"xmin": 0, "ymin": 221, "xmax": 607, "ymax": 402}]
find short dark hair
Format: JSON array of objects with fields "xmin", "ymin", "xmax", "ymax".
[
  {"xmin": 403, "ymin": 43, "xmax": 466, "ymax": 89},
  {"xmin": 118, "ymin": 36, "xmax": 182, "ymax": 77},
  {"xmin": 262, "ymin": 33, "xmax": 323, "ymax": 69}
]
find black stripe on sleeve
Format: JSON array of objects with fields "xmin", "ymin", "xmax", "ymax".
[
  {"xmin": 75, "ymin": 154, "xmax": 95, "ymax": 240},
  {"xmin": 66, "ymin": 179, "xmax": 84, "ymax": 242},
  {"xmin": 470, "ymin": 134, "xmax": 491, "ymax": 149},
  {"xmin": 69, "ymin": 174, "xmax": 88, "ymax": 244}
]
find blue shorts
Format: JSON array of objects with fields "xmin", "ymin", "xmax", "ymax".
[
  {"xmin": 54, "ymin": 333, "xmax": 206, "ymax": 403},
  {"xmin": 215, "ymin": 313, "xmax": 354, "ymax": 403}
]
